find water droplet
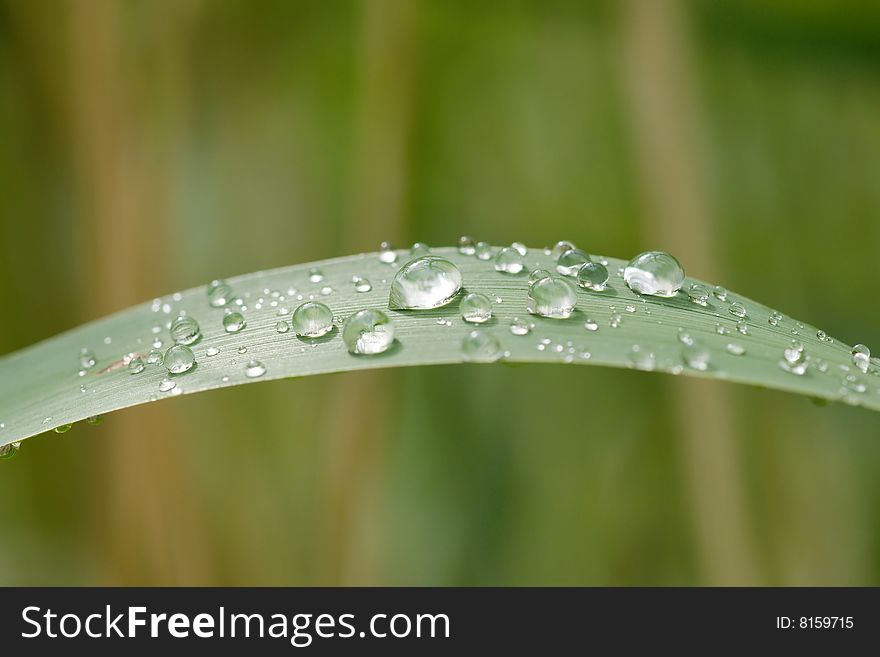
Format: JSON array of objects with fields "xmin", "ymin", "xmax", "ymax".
[
  {"xmin": 623, "ymin": 251, "xmax": 685, "ymax": 297},
  {"xmin": 678, "ymin": 329, "xmax": 695, "ymax": 346},
  {"xmin": 53, "ymin": 423, "xmax": 72, "ymax": 434},
  {"xmin": 736, "ymin": 321, "xmax": 749, "ymax": 335},
  {"xmin": 379, "ymin": 241, "xmax": 398, "ymax": 264},
  {"xmin": 128, "ymin": 356, "xmax": 145, "ymax": 375},
  {"xmin": 576, "ymin": 262, "xmax": 608, "ymax": 291},
  {"xmin": 461, "ymin": 292, "xmax": 493, "ymax": 324},
  {"xmin": 389, "ymin": 256, "xmax": 462, "ymax": 310},
  {"xmin": 526, "ymin": 276, "xmax": 577, "ymax": 319},
  {"xmin": 237, "ymin": 346, "xmax": 248, "ymax": 354},
  {"xmin": 320, "ymin": 286, "xmax": 333, "ymax": 296},
  {"xmin": 780, "ymin": 342, "xmax": 807, "ymax": 375},
  {"xmin": 768, "ymin": 310, "xmax": 782, "ymax": 327},
  {"xmin": 458, "ymin": 235, "xmax": 476, "ymax": 255},
  {"xmin": 726, "ymin": 342, "xmax": 746, "ymax": 356},
  {"xmin": 223, "ymin": 311, "xmax": 247, "ymax": 334},
  {"xmin": 291, "ymin": 302, "xmax": 334, "ymax": 338},
  {"xmin": 852, "ymin": 344, "xmax": 871, "ymax": 373},
  {"xmin": 551, "ymin": 240, "xmax": 576, "ymax": 259},
  {"xmin": 682, "ymin": 343, "xmax": 710, "ymax": 371},
  {"xmin": 625, "ymin": 304, "xmax": 636, "ymax": 313},
  {"xmin": 629, "ymin": 345, "xmax": 656, "ymax": 371},
  {"xmin": 556, "ymin": 248, "xmax": 591, "ymax": 276},
  {"xmin": 170, "ymin": 316, "xmax": 201, "ymax": 345},
  {"xmin": 86, "ymin": 415, "xmax": 104, "ymax": 426},
  {"xmin": 146, "ymin": 349, "xmax": 163, "ymax": 365},
  {"xmin": 79, "ymin": 348, "xmax": 97, "ymax": 370},
  {"xmin": 494, "ymin": 247, "xmax": 525, "ymax": 274},
  {"xmin": 411, "ymin": 242, "xmax": 431, "ymax": 257},
  {"xmin": 275, "ymin": 321, "xmax": 289, "ymax": 334},
  {"xmin": 687, "ymin": 284, "xmax": 710, "ymax": 306},
  {"xmin": 511, "ymin": 241, "xmax": 528, "ymax": 256},
  {"xmin": 713, "ymin": 285, "xmax": 728, "ymax": 302},
  {"xmin": 206, "ymin": 346, "xmax": 220, "ymax": 357},
  {"xmin": 461, "ymin": 330, "xmax": 502, "ymax": 363},
  {"xmin": 816, "ymin": 330, "xmax": 827, "ymax": 341},
  {"xmin": 510, "ymin": 317, "xmax": 531, "ymax": 336},
  {"xmin": 244, "ymin": 360, "xmax": 267, "ymax": 378},
  {"xmin": 164, "ymin": 345, "xmax": 196, "ymax": 374},
  {"xmin": 609, "ymin": 313, "xmax": 622, "ymax": 328},
  {"xmin": 159, "ymin": 378, "xmax": 177, "ymax": 392},
  {"xmin": 474, "ymin": 241, "xmax": 493, "ymax": 261},
  {"xmin": 343, "ymin": 309, "xmax": 395, "ymax": 355},
  {"xmin": 584, "ymin": 318, "xmax": 599, "ymax": 332},
  {"xmin": 529, "ymin": 269, "xmax": 552, "ymax": 285},
  {"xmin": 308, "ymin": 268, "xmax": 324, "ymax": 283},
  {"xmin": 207, "ymin": 280, "xmax": 231, "ymax": 307},
  {"xmin": 353, "ymin": 276, "xmax": 372, "ymax": 293},
  {"xmin": 729, "ymin": 302, "xmax": 747, "ymax": 319}
]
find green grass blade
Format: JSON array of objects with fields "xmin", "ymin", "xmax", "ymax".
[{"xmin": 0, "ymin": 245, "xmax": 874, "ymax": 448}]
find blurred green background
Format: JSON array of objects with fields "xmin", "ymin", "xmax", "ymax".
[{"xmin": 2, "ymin": 0, "xmax": 880, "ymax": 586}]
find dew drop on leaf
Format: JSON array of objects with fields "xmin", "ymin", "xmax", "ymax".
[
  {"xmin": 624, "ymin": 251, "xmax": 685, "ymax": 297},
  {"xmin": 460, "ymin": 292, "xmax": 493, "ymax": 324},
  {"xmin": 291, "ymin": 302, "xmax": 333, "ymax": 338},
  {"xmin": 461, "ymin": 330, "xmax": 502, "ymax": 363},
  {"xmin": 389, "ymin": 256, "xmax": 462, "ymax": 310},
  {"xmin": 343, "ymin": 309, "xmax": 395, "ymax": 355}
]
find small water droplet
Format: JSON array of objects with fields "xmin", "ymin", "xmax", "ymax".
[
  {"xmin": 223, "ymin": 311, "xmax": 247, "ymax": 334},
  {"xmin": 159, "ymin": 378, "xmax": 177, "ymax": 392},
  {"xmin": 237, "ymin": 346, "xmax": 248, "ymax": 354},
  {"xmin": 526, "ymin": 276, "xmax": 577, "ymax": 319},
  {"xmin": 53, "ymin": 423, "xmax": 73, "ymax": 434},
  {"xmin": 244, "ymin": 360, "xmax": 267, "ymax": 378},
  {"xmin": 610, "ymin": 313, "xmax": 622, "ymax": 328},
  {"xmin": 275, "ymin": 321, "xmax": 289, "ymax": 334},
  {"xmin": 170, "ymin": 316, "xmax": 201, "ymax": 345},
  {"xmin": 715, "ymin": 324, "xmax": 729, "ymax": 336},
  {"xmin": 461, "ymin": 292, "xmax": 493, "ymax": 324},
  {"xmin": 128, "ymin": 356, "xmax": 145, "ymax": 374},
  {"xmin": 379, "ymin": 241, "xmax": 398, "ymax": 264},
  {"xmin": 625, "ymin": 304, "xmax": 636, "ymax": 313},
  {"xmin": 729, "ymin": 302, "xmax": 747, "ymax": 319},
  {"xmin": 86, "ymin": 415, "xmax": 104, "ymax": 426},
  {"xmin": 308, "ymin": 268, "xmax": 324, "ymax": 283},
  {"xmin": 458, "ymin": 235, "xmax": 476, "ymax": 255},
  {"xmin": 510, "ymin": 317, "xmax": 531, "ymax": 336},
  {"xmin": 726, "ymin": 342, "xmax": 746, "ymax": 356},
  {"xmin": 474, "ymin": 241, "xmax": 493, "ymax": 261},
  {"xmin": 556, "ymin": 248, "xmax": 591, "ymax": 276},
  {"xmin": 206, "ymin": 346, "xmax": 220, "ymax": 357},
  {"xmin": 389, "ymin": 256, "xmax": 462, "ymax": 310},
  {"xmin": 576, "ymin": 262, "xmax": 608, "ymax": 291},
  {"xmin": 629, "ymin": 345, "xmax": 656, "ymax": 371},
  {"xmin": 511, "ymin": 241, "xmax": 528, "ymax": 256},
  {"xmin": 624, "ymin": 251, "xmax": 685, "ymax": 297},
  {"xmin": 343, "ymin": 309, "xmax": 395, "ymax": 355},
  {"xmin": 290, "ymin": 301, "xmax": 334, "ymax": 338},
  {"xmin": 816, "ymin": 330, "xmax": 827, "ymax": 341},
  {"xmin": 0, "ymin": 442, "xmax": 20, "ymax": 460},
  {"xmin": 207, "ymin": 279, "xmax": 232, "ymax": 307},
  {"xmin": 164, "ymin": 345, "xmax": 196, "ymax": 374},
  {"xmin": 494, "ymin": 247, "xmax": 525, "ymax": 274},
  {"xmin": 682, "ymin": 343, "xmax": 710, "ymax": 371},
  {"xmin": 461, "ymin": 330, "xmax": 502, "ymax": 363},
  {"xmin": 687, "ymin": 284, "xmax": 710, "ymax": 306},
  {"xmin": 852, "ymin": 344, "xmax": 871, "ymax": 373},
  {"xmin": 780, "ymin": 342, "xmax": 808, "ymax": 375},
  {"xmin": 551, "ymin": 240, "xmax": 576, "ymax": 259},
  {"xmin": 79, "ymin": 348, "xmax": 97, "ymax": 371},
  {"xmin": 411, "ymin": 242, "xmax": 431, "ymax": 257},
  {"xmin": 353, "ymin": 276, "xmax": 372, "ymax": 293},
  {"xmin": 321, "ymin": 286, "xmax": 333, "ymax": 296},
  {"xmin": 584, "ymin": 318, "xmax": 599, "ymax": 332},
  {"xmin": 736, "ymin": 321, "xmax": 749, "ymax": 335},
  {"xmin": 678, "ymin": 329, "xmax": 695, "ymax": 346},
  {"xmin": 769, "ymin": 310, "xmax": 783, "ymax": 327}
]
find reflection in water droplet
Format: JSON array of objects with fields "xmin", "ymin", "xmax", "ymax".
[
  {"xmin": 729, "ymin": 302, "xmax": 747, "ymax": 319},
  {"xmin": 389, "ymin": 256, "xmax": 462, "ymax": 310},
  {"xmin": 474, "ymin": 242, "xmax": 493, "ymax": 261},
  {"xmin": 510, "ymin": 317, "xmax": 531, "ymax": 336},
  {"xmin": 458, "ymin": 235, "xmax": 476, "ymax": 255},
  {"xmin": 687, "ymin": 284, "xmax": 709, "ymax": 306},
  {"xmin": 244, "ymin": 360, "xmax": 267, "ymax": 378},
  {"xmin": 353, "ymin": 276, "xmax": 372, "ymax": 293},
  {"xmin": 551, "ymin": 240, "xmax": 576, "ymax": 259},
  {"xmin": 275, "ymin": 321, "xmax": 289, "ymax": 334},
  {"xmin": 624, "ymin": 251, "xmax": 685, "ymax": 297},
  {"xmin": 852, "ymin": 344, "xmax": 871, "ymax": 373},
  {"xmin": 308, "ymin": 268, "xmax": 324, "ymax": 283},
  {"xmin": 164, "ymin": 345, "xmax": 196, "ymax": 374},
  {"xmin": 726, "ymin": 342, "xmax": 746, "ymax": 356},
  {"xmin": 170, "ymin": 316, "xmax": 201, "ymax": 345},
  {"xmin": 379, "ymin": 241, "xmax": 398, "ymax": 264},
  {"xmin": 461, "ymin": 293, "xmax": 493, "ymax": 324},
  {"xmin": 159, "ymin": 378, "xmax": 177, "ymax": 392},
  {"xmin": 223, "ymin": 311, "xmax": 247, "ymax": 334},
  {"xmin": 576, "ymin": 262, "xmax": 608, "ymax": 291},
  {"xmin": 128, "ymin": 356, "xmax": 145, "ymax": 375},
  {"xmin": 461, "ymin": 330, "xmax": 502, "ymax": 363},
  {"xmin": 343, "ymin": 309, "xmax": 395, "ymax": 355},
  {"xmin": 208, "ymin": 279, "xmax": 231, "ymax": 307},
  {"xmin": 292, "ymin": 302, "xmax": 334, "ymax": 338}
]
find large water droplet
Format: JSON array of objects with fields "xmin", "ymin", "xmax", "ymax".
[
  {"xmin": 292, "ymin": 302, "xmax": 334, "ymax": 338},
  {"xmin": 389, "ymin": 256, "xmax": 462, "ymax": 310},
  {"xmin": 461, "ymin": 330, "xmax": 502, "ymax": 363},
  {"xmin": 556, "ymin": 248, "xmax": 591, "ymax": 276},
  {"xmin": 494, "ymin": 247, "xmax": 524, "ymax": 274},
  {"xmin": 624, "ymin": 251, "xmax": 685, "ymax": 297},
  {"xmin": 576, "ymin": 262, "xmax": 608, "ymax": 291},
  {"xmin": 170, "ymin": 316, "xmax": 201, "ymax": 345},
  {"xmin": 223, "ymin": 311, "xmax": 247, "ymax": 333},
  {"xmin": 164, "ymin": 344, "xmax": 196, "ymax": 374},
  {"xmin": 207, "ymin": 279, "xmax": 231, "ymax": 308},
  {"xmin": 79, "ymin": 348, "xmax": 97, "ymax": 371},
  {"xmin": 343, "ymin": 309, "xmax": 395, "ymax": 355},
  {"xmin": 526, "ymin": 276, "xmax": 577, "ymax": 319},
  {"xmin": 460, "ymin": 292, "xmax": 493, "ymax": 324},
  {"xmin": 244, "ymin": 360, "xmax": 267, "ymax": 378}
]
